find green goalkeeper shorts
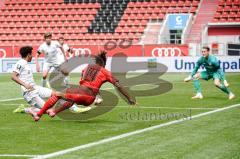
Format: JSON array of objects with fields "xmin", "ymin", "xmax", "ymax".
[{"xmin": 200, "ymin": 70, "xmax": 225, "ymax": 81}]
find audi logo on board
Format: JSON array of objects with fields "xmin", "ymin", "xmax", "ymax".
[
  {"xmin": 71, "ymin": 48, "xmax": 92, "ymax": 57},
  {"xmin": 0, "ymin": 49, "xmax": 6, "ymax": 58},
  {"xmin": 151, "ymin": 47, "xmax": 182, "ymax": 57}
]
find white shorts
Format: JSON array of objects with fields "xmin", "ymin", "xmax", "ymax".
[
  {"xmin": 43, "ymin": 62, "xmax": 60, "ymax": 73},
  {"xmin": 35, "ymin": 86, "xmax": 53, "ymax": 98},
  {"xmin": 22, "ymin": 86, "xmax": 71, "ymax": 109},
  {"xmin": 57, "ymin": 57, "xmax": 65, "ymax": 66},
  {"xmin": 23, "ymin": 86, "xmax": 53, "ymax": 108}
]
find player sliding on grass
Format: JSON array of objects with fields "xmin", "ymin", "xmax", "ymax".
[
  {"xmin": 12, "ymin": 46, "xmax": 89, "ymax": 114},
  {"xmin": 31, "ymin": 51, "xmax": 136, "ymax": 121},
  {"xmin": 184, "ymin": 46, "xmax": 235, "ymax": 100}
]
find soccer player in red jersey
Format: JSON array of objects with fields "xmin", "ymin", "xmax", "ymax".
[{"xmin": 32, "ymin": 51, "xmax": 136, "ymax": 121}]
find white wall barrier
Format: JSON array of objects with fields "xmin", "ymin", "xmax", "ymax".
[
  {"xmin": 0, "ymin": 57, "xmax": 239, "ymax": 73},
  {"xmin": 0, "ymin": 59, "xmax": 44, "ymax": 73}
]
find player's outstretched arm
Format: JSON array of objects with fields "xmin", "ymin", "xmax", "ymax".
[
  {"xmin": 184, "ymin": 58, "xmax": 202, "ymax": 82},
  {"xmin": 11, "ymin": 72, "xmax": 34, "ymax": 90},
  {"xmin": 114, "ymin": 82, "xmax": 136, "ymax": 105},
  {"xmin": 191, "ymin": 59, "xmax": 202, "ymax": 77},
  {"xmin": 60, "ymin": 46, "xmax": 67, "ymax": 61}
]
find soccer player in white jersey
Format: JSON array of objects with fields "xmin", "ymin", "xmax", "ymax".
[
  {"xmin": 12, "ymin": 46, "xmax": 88, "ymax": 115},
  {"xmin": 56, "ymin": 36, "xmax": 73, "ymax": 86},
  {"xmin": 57, "ymin": 36, "xmax": 73, "ymax": 64},
  {"xmin": 35, "ymin": 33, "xmax": 67, "ymax": 87}
]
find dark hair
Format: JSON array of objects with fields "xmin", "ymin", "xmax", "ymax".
[
  {"xmin": 95, "ymin": 51, "xmax": 107, "ymax": 66},
  {"xmin": 44, "ymin": 32, "xmax": 52, "ymax": 39},
  {"xmin": 59, "ymin": 36, "xmax": 64, "ymax": 40},
  {"xmin": 202, "ymin": 46, "xmax": 210, "ymax": 51},
  {"xmin": 20, "ymin": 46, "xmax": 33, "ymax": 58}
]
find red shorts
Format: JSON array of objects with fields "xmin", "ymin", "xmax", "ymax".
[{"xmin": 64, "ymin": 86, "xmax": 95, "ymax": 106}]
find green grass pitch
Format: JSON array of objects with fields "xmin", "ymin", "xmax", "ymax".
[{"xmin": 0, "ymin": 73, "xmax": 239, "ymax": 159}]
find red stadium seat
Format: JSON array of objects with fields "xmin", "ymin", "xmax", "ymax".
[
  {"xmin": 235, "ymin": 18, "xmax": 240, "ymax": 22},
  {"xmin": 230, "ymin": 12, "xmax": 237, "ymax": 18},
  {"xmin": 224, "ymin": 5, "xmax": 231, "ymax": 11},
  {"xmin": 222, "ymin": 12, "xmax": 229, "ymax": 18},
  {"xmin": 185, "ymin": 1, "xmax": 192, "ymax": 7},
  {"xmin": 219, "ymin": 18, "xmax": 227, "ymax": 22},
  {"xmin": 192, "ymin": 1, "xmax": 199, "ymax": 7},
  {"xmin": 232, "ymin": 5, "xmax": 239, "ymax": 11},
  {"xmin": 226, "ymin": 0, "xmax": 233, "ymax": 6}
]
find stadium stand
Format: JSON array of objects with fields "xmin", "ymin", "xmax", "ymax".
[
  {"xmin": 0, "ymin": 0, "xmax": 201, "ymax": 46},
  {"xmin": 213, "ymin": 0, "xmax": 240, "ymax": 22},
  {"xmin": 186, "ymin": 0, "xmax": 218, "ymax": 43}
]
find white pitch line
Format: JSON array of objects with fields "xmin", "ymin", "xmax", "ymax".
[
  {"xmin": 114, "ymin": 106, "xmax": 219, "ymax": 110},
  {"xmin": 0, "ymin": 154, "xmax": 39, "ymax": 157},
  {"xmin": 32, "ymin": 103, "xmax": 240, "ymax": 159},
  {"xmin": 0, "ymin": 98, "xmax": 23, "ymax": 102}
]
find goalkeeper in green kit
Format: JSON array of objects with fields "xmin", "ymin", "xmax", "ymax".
[{"xmin": 184, "ymin": 46, "xmax": 235, "ymax": 100}]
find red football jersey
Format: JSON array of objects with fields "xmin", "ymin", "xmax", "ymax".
[{"xmin": 79, "ymin": 64, "xmax": 118, "ymax": 93}]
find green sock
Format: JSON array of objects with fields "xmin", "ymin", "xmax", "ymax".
[
  {"xmin": 193, "ymin": 79, "xmax": 202, "ymax": 93},
  {"xmin": 217, "ymin": 84, "xmax": 230, "ymax": 95}
]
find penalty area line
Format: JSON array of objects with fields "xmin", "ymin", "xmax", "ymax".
[{"xmin": 32, "ymin": 103, "xmax": 240, "ymax": 159}]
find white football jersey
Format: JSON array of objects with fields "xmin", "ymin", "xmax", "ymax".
[
  {"xmin": 37, "ymin": 41, "xmax": 61, "ymax": 64},
  {"xmin": 57, "ymin": 43, "xmax": 70, "ymax": 65},
  {"xmin": 12, "ymin": 59, "xmax": 36, "ymax": 93}
]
